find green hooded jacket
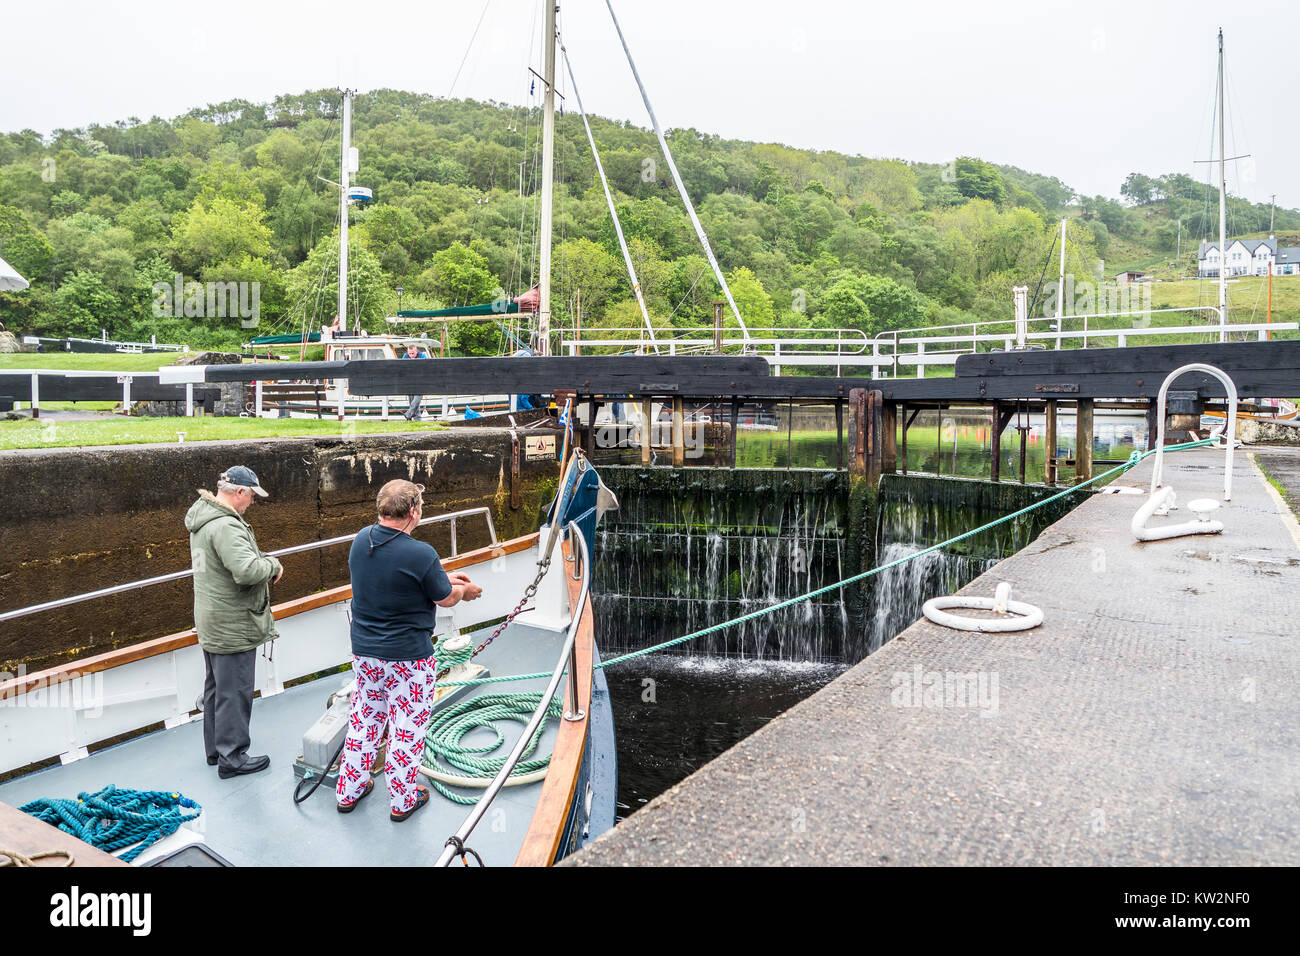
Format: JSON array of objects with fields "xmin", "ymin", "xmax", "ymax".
[{"xmin": 185, "ymin": 490, "xmax": 284, "ymax": 654}]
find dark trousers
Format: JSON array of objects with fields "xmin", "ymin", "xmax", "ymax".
[
  {"xmin": 202, "ymin": 649, "xmax": 257, "ymax": 767},
  {"xmin": 404, "ymin": 395, "xmax": 422, "ymax": 419}
]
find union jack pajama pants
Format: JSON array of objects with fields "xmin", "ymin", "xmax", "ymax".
[{"xmin": 336, "ymin": 654, "xmax": 436, "ymax": 814}]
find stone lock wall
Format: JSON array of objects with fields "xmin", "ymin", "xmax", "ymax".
[{"xmin": 0, "ymin": 428, "xmax": 561, "ymax": 672}]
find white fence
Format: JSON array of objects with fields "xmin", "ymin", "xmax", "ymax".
[{"xmin": 558, "ymin": 308, "xmax": 1298, "ymax": 378}]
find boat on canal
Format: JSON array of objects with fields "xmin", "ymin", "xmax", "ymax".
[{"xmin": 0, "ymin": 450, "xmax": 618, "ymax": 867}]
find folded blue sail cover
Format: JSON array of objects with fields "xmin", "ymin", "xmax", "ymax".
[{"xmin": 547, "ymin": 461, "xmax": 603, "ymax": 557}]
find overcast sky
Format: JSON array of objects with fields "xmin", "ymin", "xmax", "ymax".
[{"xmin": 4, "ymin": 0, "xmax": 1296, "ymax": 210}]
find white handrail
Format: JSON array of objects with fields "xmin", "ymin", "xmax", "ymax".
[
  {"xmin": 0, "ymin": 507, "xmax": 498, "ymax": 624},
  {"xmin": 434, "ymin": 519, "xmax": 591, "ymax": 867},
  {"xmin": 1149, "ymin": 363, "xmax": 1238, "ymax": 501}
]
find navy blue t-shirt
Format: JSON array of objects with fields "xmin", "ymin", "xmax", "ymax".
[{"xmin": 347, "ymin": 524, "xmax": 453, "ymax": 661}]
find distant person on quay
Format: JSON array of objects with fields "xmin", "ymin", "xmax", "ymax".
[{"xmin": 401, "ymin": 343, "xmax": 427, "ymax": 420}]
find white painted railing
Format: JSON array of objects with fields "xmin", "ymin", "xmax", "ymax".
[{"xmin": 556, "ymin": 308, "xmax": 1297, "ymax": 378}]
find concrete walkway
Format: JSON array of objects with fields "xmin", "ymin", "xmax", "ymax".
[{"xmin": 568, "ymin": 446, "xmax": 1300, "ymax": 866}]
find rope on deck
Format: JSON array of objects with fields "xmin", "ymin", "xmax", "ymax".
[{"xmin": 20, "ymin": 785, "xmax": 202, "ymax": 863}]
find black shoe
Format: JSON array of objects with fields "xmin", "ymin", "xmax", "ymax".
[
  {"xmin": 207, "ymin": 755, "xmax": 219, "ymax": 766},
  {"xmin": 218, "ymin": 754, "xmax": 270, "ymax": 779}
]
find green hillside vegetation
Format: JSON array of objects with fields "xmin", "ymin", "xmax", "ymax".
[{"xmin": 2, "ymin": 91, "xmax": 1297, "ymax": 356}]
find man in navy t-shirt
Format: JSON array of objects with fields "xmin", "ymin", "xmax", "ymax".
[{"xmin": 336, "ymin": 479, "xmax": 482, "ymax": 821}]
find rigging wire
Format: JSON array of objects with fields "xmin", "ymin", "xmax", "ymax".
[
  {"xmin": 561, "ymin": 40, "xmax": 660, "ymax": 352},
  {"xmin": 603, "ymin": 0, "xmax": 752, "ymax": 342},
  {"xmin": 448, "ymin": 0, "xmax": 492, "ymax": 99}
]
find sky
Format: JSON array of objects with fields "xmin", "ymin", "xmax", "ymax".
[{"xmin": 3, "ymin": 0, "xmax": 1297, "ymax": 211}]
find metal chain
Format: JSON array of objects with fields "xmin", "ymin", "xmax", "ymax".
[{"xmin": 473, "ymin": 560, "xmax": 548, "ymax": 657}]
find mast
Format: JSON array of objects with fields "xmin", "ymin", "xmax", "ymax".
[
  {"xmin": 339, "ymin": 89, "xmax": 354, "ymax": 331},
  {"xmin": 1217, "ymin": 29, "xmax": 1226, "ymax": 339},
  {"xmin": 1054, "ymin": 218, "xmax": 1066, "ymax": 349},
  {"xmin": 537, "ymin": 1, "xmax": 557, "ymax": 356}
]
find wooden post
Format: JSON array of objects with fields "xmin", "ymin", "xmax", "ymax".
[
  {"xmin": 585, "ymin": 396, "xmax": 597, "ymax": 457},
  {"xmin": 671, "ymin": 396, "xmax": 685, "ymax": 468},
  {"xmin": 881, "ymin": 402, "xmax": 897, "ymax": 473},
  {"xmin": 785, "ymin": 399, "xmax": 794, "ymax": 470},
  {"xmin": 990, "ymin": 402, "xmax": 1001, "ymax": 482},
  {"xmin": 641, "ymin": 397, "xmax": 653, "ymax": 466},
  {"xmin": 835, "ymin": 399, "xmax": 844, "ymax": 470},
  {"xmin": 901, "ymin": 406, "xmax": 920, "ymax": 476},
  {"xmin": 936, "ymin": 402, "xmax": 942, "ymax": 475},
  {"xmin": 1076, "ymin": 398, "xmax": 1094, "ymax": 483},
  {"xmin": 867, "ymin": 389, "xmax": 884, "ymax": 485},
  {"xmin": 1018, "ymin": 404, "xmax": 1028, "ymax": 484},
  {"xmin": 990, "ymin": 403, "xmax": 1014, "ymax": 483},
  {"xmin": 849, "ymin": 387, "xmax": 867, "ymax": 478},
  {"xmin": 1044, "ymin": 399, "xmax": 1058, "ymax": 486},
  {"xmin": 1166, "ymin": 390, "xmax": 1203, "ymax": 444},
  {"xmin": 713, "ymin": 301, "xmax": 724, "ymax": 353},
  {"xmin": 1146, "ymin": 399, "xmax": 1159, "ymax": 453},
  {"xmin": 729, "ymin": 398, "xmax": 740, "ymax": 468}
]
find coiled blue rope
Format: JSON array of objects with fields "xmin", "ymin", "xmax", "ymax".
[{"xmin": 21, "ymin": 785, "xmax": 202, "ymax": 863}]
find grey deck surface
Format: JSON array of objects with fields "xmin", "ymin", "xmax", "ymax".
[
  {"xmin": 567, "ymin": 447, "xmax": 1300, "ymax": 866},
  {"xmin": 0, "ymin": 622, "xmax": 566, "ymax": 867},
  {"xmin": 1254, "ymin": 445, "xmax": 1300, "ymax": 518}
]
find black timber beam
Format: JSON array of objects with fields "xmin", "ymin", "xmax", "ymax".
[
  {"xmin": 946, "ymin": 340, "xmax": 1300, "ymax": 400},
  {"xmin": 342, "ymin": 356, "xmax": 773, "ymax": 397},
  {"xmin": 183, "ymin": 341, "xmax": 1300, "ymax": 404},
  {"xmin": 0, "ymin": 374, "xmax": 221, "ymax": 403}
]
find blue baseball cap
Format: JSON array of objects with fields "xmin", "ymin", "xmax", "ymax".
[{"xmin": 220, "ymin": 465, "xmax": 268, "ymax": 497}]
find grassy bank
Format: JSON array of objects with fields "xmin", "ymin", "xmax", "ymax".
[
  {"xmin": 0, "ymin": 416, "xmax": 446, "ymax": 450},
  {"xmin": 0, "ymin": 352, "xmax": 186, "ymax": 372}
]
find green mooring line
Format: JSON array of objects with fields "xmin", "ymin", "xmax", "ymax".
[{"xmin": 433, "ymin": 438, "xmax": 1217, "ymax": 690}]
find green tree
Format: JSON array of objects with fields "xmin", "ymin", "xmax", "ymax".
[
  {"xmin": 554, "ymin": 237, "xmax": 621, "ymax": 321},
  {"xmin": 1120, "ymin": 173, "xmax": 1156, "ymax": 206},
  {"xmin": 420, "ymin": 241, "xmax": 496, "ymax": 307},
  {"xmin": 171, "ymin": 194, "xmax": 273, "ymax": 276},
  {"xmin": 726, "ymin": 266, "xmax": 774, "ymax": 332},
  {"xmin": 818, "ymin": 273, "xmax": 926, "ymax": 336},
  {"xmin": 54, "ymin": 270, "xmax": 125, "ymax": 338},
  {"xmin": 0, "ymin": 204, "xmax": 54, "ymax": 279},
  {"xmin": 954, "ymin": 157, "xmax": 1007, "ymax": 205},
  {"xmin": 285, "ymin": 233, "xmax": 388, "ymax": 331}
]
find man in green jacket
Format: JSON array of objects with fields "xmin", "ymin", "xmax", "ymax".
[{"xmin": 185, "ymin": 466, "xmax": 284, "ymax": 778}]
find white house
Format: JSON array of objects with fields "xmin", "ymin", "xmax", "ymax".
[{"xmin": 1198, "ymin": 237, "xmax": 1300, "ymax": 277}]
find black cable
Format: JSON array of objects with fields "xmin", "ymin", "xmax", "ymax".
[
  {"xmin": 292, "ymin": 735, "xmax": 347, "ymax": 805},
  {"xmin": 445, "ymin": 835, "xmax": 485, "ymax": 866}
]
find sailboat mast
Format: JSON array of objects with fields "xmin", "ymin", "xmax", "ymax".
[
  {"xmin": 1055, "ymin": 217, "xmax": 1066, "ymax": 350},
  {"xmin": 1217, "ymin": 29, "xmax": 1226, "ymax": 339},
  {"xmin": 339, "ymin": 89, "xmax": 353, "ymax": 330},
  {"xmin": 537, "ymin": 1, "xmax": 558, "ymax": 356}
]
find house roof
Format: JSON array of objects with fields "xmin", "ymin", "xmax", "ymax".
[
  {"xmin": 1277, "ymin": 247, "xmax": 1300, "ymax": 263},
  {"xmin": 1198, "ymin": 238, "xmax": 1277, "ymax": 258}
]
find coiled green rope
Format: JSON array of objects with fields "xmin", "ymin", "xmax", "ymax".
[
  {"xmin": 20, "ymin": 785, "xmax": 202, "ymax": 863},
  {"xmin": 434, "ymin": 633, "xmax": 474, "ymax": 670},
  {"xmin": 421, "ymin": 693, "xmax": 563, "ymax": 803}
]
